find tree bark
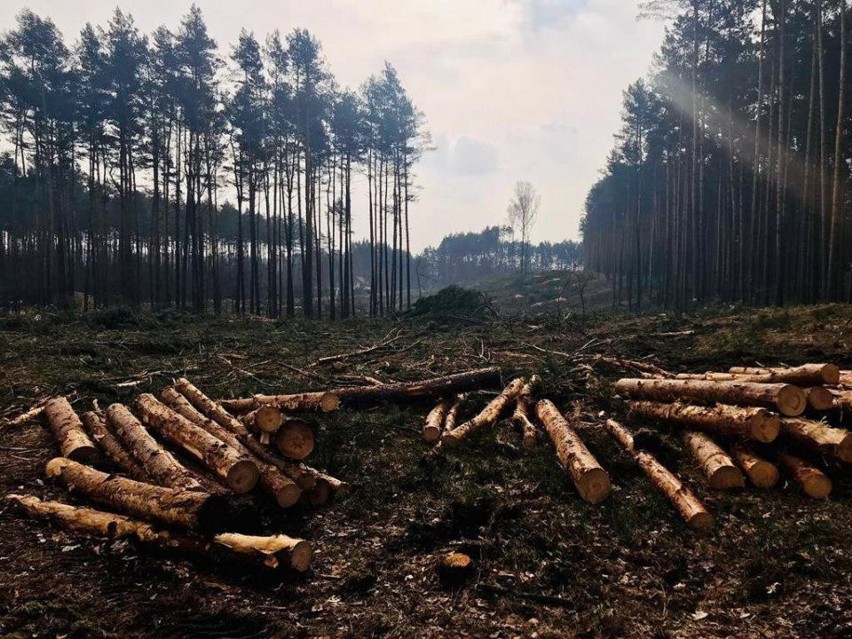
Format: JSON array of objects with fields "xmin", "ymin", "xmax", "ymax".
[
  {"xmin": 781, "ymin": 417, "xmax": 852, "ymax": 463},
  {"xmin": 615, "ymin": 378, "xmax": 806, "ymax": 417},
  {"xmin": 512, "ymin": 375, "xmax": 541, "ymax": 451},
  {"xmin": 105, "ymin": 403, "xmax": 201, "ymax": 491},
  {"xmin": 534, "ymin": 399, "xmax": 611, "ymax": 504},
  {"xmin": 160, "ymin": 388, "xmax": 301, "ymax": 507},
  {"xmin": 628, "ymin": 400, "xmax": 780, "ymax": 442},
  {"xmin": 423, "ymin": 399, "xmax": 453, "ymax": 443},
  {"xmin": 45, "ymin": 457, "xmax": 240, "ymax": 534},
  {"xmin": 682, "ymin": 430, "xmax": 745, "ymax": 490},
  {"xmin": 776, "ymin": 451, "xmax": 832, "ymax": 499},
  {"xmin": 442, "ymin": 378, "xmax": 525, "ymax": 447},
  {"xmin": 8, "ymin": 494, "xmax": 311, "ymax": 571},
  {"xmin": 727, "ymin": 364, "xmax": 839, "ymax": 385},
  {"xmin": 730, "ymin": 443, "xmax": 779, "ymax": 489},
  {"xmin": 81, "ymin": 410, "xmax": 148, "ymax": 481},
  {"xmin": 136, "ymin": 394, "xmax": 259, "ymax": 494},
  {"xmin": 603, "ymin": 419, "xmax": 712, "ymax": 531},
  {"xmin": 43, "ymin": 397, "xmax": 97, "ymax": 463}
]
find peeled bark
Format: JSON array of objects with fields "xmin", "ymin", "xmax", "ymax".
[
  {"xmin": 221, "ymin": 367, "xmax": 503, "ymax": 413},
  {"xmin": 444, "ymin": 400, "xmax": 462, "ymax": 431},
  {"xmin": 7, "ymin": 494, "xmax": 311, "ymax": 571},
  {"xmin": 160, "ymin": 388, "xmax": 302, "ymax": 507},
  {"xmin": 43, "ymin": 397, "xmax": 97, "ymax": 463},
  {"xmin": 442, "ymin": 378, "xmax": 526, "ymax": 447},
  {"xmin": 136, "ymin": 394, "xmax": 259, "ymax": 494},
  {"xmin": 5, "ymin": 404, "xmax": 45, "ymax": 427},
  {"xmin": 513, "ymin": 375, "xmax": 541, "ymax": 451},
  {"xmin": 805, "ymin": 386, "xmax": 835, "ymax": 411},
  {"xmin": 616, "ymin": 378, "xmax": 806, "ymax": 417},
  {"xmin": 243, "ymin": 406, "xmax": 284, "ymax": 433},
  {"xmin": 105, "ymin": 403, "xmax": 201, "ymax": 491},
  {"xmin": 628, "ymin": 401, "xmax": 780, "ymax": 443},
  {"xmin": 45, "ymin": 458, "xmax": 237, "ymax": 533},
  {"xmin": 274, "ymin": 418, "xmax": 315, "ymax": 460},
  {"xmin": 603, "ymin": 419, "xmax": 713, "ymax": 531},
  {"xmin": 728, "ymin": 363, "xmax": 839, "ymax": 386},
  {"xmin": 781, "ymin": 417, "xmax": 852, "ymax": 463},
  {"xmin": 534, "ymin": 400, "xmax": 611, "ymax": 504},
  {"xmin": 776, "ymin": 452, "xmax": 832, "ymax": 499},
  {"xmin": 423, "ymin": 399, "xmax": 453, "ymax": 443},
  {"xmin": 682, "ymin": 430, "xmax": 745, "ymax": 490},
  {"xmin": 730, "ymin": 443, "xmax": 779, "ymax": 489},
  {"xmin": 81, "ymin": 411, "xmax": 148, "ymax": 481}
]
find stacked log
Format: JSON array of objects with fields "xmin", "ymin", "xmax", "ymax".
[
  {"xmin": 730, "ymin": 444, "xmax": 779, "ymax": 489},
  {"xmin": 615, "ymin": 378, "xmax": 806, "ymax": 417},
  {"xmin": 781, "ymin": 417, "xmax": 852, "ymax": 463},
  {"xmin": 512, "ymin": 375, "xmax": 541, "ymax": 451},
  {"xmin": 628, "ymin": 401, "xmax": 780, "ymax": 443},
  {"xmin": 422, "ymin": 399, "xmax": 453, "ymax": 443},
  {"xmin": 681, "ymin": 430, "xmax": 745, "ymax": 490},
  {"xmin": 776, "ymin": 452, "xmax": 832, "ymax": 499}
]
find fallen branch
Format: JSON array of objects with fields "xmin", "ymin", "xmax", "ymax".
[{"xmin": 442, "ymin": 378, "xmax": 525, "ymax": 447}]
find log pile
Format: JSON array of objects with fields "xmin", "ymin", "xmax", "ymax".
[{"xmin": 614, "ymin": 361, "xmax": 852, "ymax": 506}]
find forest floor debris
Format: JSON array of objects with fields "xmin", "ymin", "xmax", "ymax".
[{"xmin": 3, "ymin": 304, "xmax": 852, "ymax": 638}]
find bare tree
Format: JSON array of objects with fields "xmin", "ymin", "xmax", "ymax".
[{"xmin": 507, "ymin": 181, "xmax": 540, "ymax": 277}]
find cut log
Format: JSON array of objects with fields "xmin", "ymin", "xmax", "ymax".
[
  {"xmin": 628, "ymin": 400, "xmax": 780, "ymax": 443},
  {"xmin": 45, "ymin": 457, "xmax": 236, "ymax": 533},
  {"xmin": 781, "ymin": 417, "xmax": 852, "ymax": 463},
  {"xmin": 423, "ymin": 399, "xmax": 453, "ymax": 443},
  {"xmin": 442, "ymin": 378, "xmax": 526, "ymax": 447},
  {"xmin": 105, "ymin": 403, "xmax": 202, "ymax": 491},
  {"xmin": 513, "ymin": 375, "xmax": 541, "ymax": 451},
  {"xmin": 7, "ymin": 494, "xmax": 311, "ymax": 571},
  {"xmin": 444, "ymin": 399, "xmax": 462, "ymax": 431},
  {"xmin": 136, "ymin": 394, "xmax": 259, "ymax": 494},
  {"xmin": 81, "ymin": 411, "xmax": 148, "ymax": 481},
  {"xmin": 221, "ymin": 367, "xmax": 503, "ymax": 413},
  {"xmin": 274, "ymin": 418, "xmax": 315, "ymax": 460},
  {"xmin": 160, "ymin": 388, "xmax": 302, "ymax": 507},
  {"xmin": 171, "ymin": 379, "xmax": 316, "ymax": 489},
  {"xmin": 242, "ymin": 406, "xmax": 284, "ymax": 434},
  {"xmin": 213, "ymin": 532, "xmax": 313, "ymax": 572},
  {"xmin": 728, "ymin": 364, "xmax": 840, "ymax": 386},
  {"xmin": 615, "ymin": 378, "xmax": 806, "ymax": 417},
  {"xmin": 534, "ymin": 400, "xmax": 611, "ymax": 504},
  {"xmin": 730, "ymin": 444, "xmax": 779, "ymax": 489},
  {"xmin": 43, "ymin": 397, "xmax": 98, "ymax": 463},
  {"xmin": 437, "ymin": 552, "xmax": 474, "ymax": 586},
  {"xmin": 220, "ymin": 391, "xmax": 340, "ymax": 414},
  {"xmin": 776, "ymin": 452, "xmax": 832, "ymax": 499},
  {"xmin": 805, "ymin": 386, "xmax": 836, "ymax": 411},
  {"xmin": 603, "ymin": 419, "xmax": 713, "ymax": 531},
  {"xmin": 682, "ymin": 430, "xmax": 745, "ymax": 489}
]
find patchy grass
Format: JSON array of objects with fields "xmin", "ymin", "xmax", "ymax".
[{"xmin": 1, "ymin": 304, "xmax": 852, "ymax": 637}]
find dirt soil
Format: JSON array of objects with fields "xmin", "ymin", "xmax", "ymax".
[{"xmin": 2, "ymin": 304, "xmax": 852, "ymax": 638}]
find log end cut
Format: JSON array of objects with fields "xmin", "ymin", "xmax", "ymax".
[
  {"xmin": 577, "ymin": 468, "xmax": 612, "ymax": 504},
  {"xmin": 275, "ymin": 420, "xmax": 316, "ymax": 460},
  {"xmin": 746, "ymin": 460, "xmax": 780, "ymax": 489},
  {"xmin": 707, "ymin": 465, "xmax": 746, "ymax": 490},
  {"xmin": 422, "ymin": 424, "xmax": 442, "ymax": 444},
  {"xmin": 750, "ymin": 411, "xmax": 781, "ymax": 443},
  {"xmin": 776, "ymin": 385, "xmax": 807, "ymax": 417},
  {"xmin": 437, "ymin": 551, "xmax": 473, "ymax": 586},
  {"xmin": 252, "ymin": 406, "xmax": 285, "ymax": 433},
  {"xmin": 320, "ymin": 392, "xmax": 341, "ymax": 412},
  {"xmin": 687, "ymin": 510, "xmax": 715, "ymax": 532},
  {"xmin": 801, "ymin": 473, "xmax": 833, "ymax": 500},
  {"xmin": 226, "ymin": 460, "xmax": 261, "ymax": 494},
  {"xmin": 806, "ymin": 386, "xmax": 836, "ymax": 412}
]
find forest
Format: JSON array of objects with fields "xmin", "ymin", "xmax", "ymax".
[
  {"xmin": 583, "ymin": 0, "xmax": 852, "ymax": 310},
  {"xmin": 0, "ymin": 6, "xmax": 425, "ymax": 318}
]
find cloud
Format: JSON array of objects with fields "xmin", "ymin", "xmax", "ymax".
[{"xmin": 449, "ymin": 137, "xmax": 499, "ymax": 176}]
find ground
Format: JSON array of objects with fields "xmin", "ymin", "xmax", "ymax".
[{"xmin": 2, "ymin": 301, "xmax": 852, "ymax": 638}]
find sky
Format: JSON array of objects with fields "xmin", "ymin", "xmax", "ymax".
[{"xmin": 1, "ymin": 0, "xmax": 666, "ymax": 252}]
